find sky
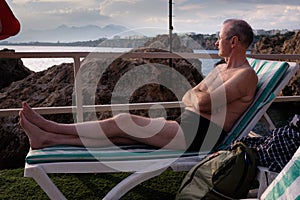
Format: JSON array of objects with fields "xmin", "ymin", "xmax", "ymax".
[{"xmin": 6, "ymin": 0, "xmax": 300, "ymax": 37}]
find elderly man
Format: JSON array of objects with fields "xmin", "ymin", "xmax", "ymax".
[{"xmin": 19, "ymin": 19, "xmax": 258, "ymax": 152}]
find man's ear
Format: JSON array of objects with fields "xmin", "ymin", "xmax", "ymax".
[{"xmin": 231, "ymin": 36, "xmax": 239, "ymax": 46}]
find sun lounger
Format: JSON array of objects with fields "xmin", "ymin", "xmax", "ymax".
[
  {"xmin": 260, "ymin": 146, "xmax": 300, "ymax": 200},
  {"xmin": 24, "ymin": 58, "xmax": 299, "ymax": 199}
]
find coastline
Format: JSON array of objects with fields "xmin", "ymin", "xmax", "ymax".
[
  {"xmin": 0, "ymin": 45, "xmax": 133, "ymax": 72},
  {"xmin": 0, "ymin": 45, "xmax": 220, "ymax": 75}
]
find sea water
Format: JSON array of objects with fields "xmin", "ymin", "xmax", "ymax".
[{"xmin": 0, "ymin": 45, "xmax": 219, "ymax": 75}]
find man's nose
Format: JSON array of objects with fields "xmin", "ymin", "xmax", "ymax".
[{"xmin": 215, "ymin": 40, "xmax": 219, "ymax": 47}]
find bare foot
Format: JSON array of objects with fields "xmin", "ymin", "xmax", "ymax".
[
  {"xmin": 19, "ymin": 110, "xmax": 51, "ymax": 149},
  {"xmin": 21, "ymin": 102, "xmax": 58, "ymax": 133}
]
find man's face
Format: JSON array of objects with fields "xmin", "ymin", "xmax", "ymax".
[{"xmin": 215, "ymin": 23, "xmax": 232, "ymax": 58}]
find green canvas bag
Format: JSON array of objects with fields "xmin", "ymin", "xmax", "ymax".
[{"xmin": 176, "ymin": 142, "xmax": 258, "ymax": 200}]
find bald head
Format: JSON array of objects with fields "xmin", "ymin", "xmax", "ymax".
[{"xmin": 223, "ymin": 19, "xmax": 254, "ymax": 49}]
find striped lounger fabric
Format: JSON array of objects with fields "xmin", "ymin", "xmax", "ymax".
[
  {"xmin": 261, "ymin": 147, "xmax": 300, "ymax": 200},
  {"xmin": 26, "ymin": 145, "xmax": 198, "ymax": 164}
]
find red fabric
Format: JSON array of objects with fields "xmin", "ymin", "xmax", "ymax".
[{"xmin": 0, "ymin": 0, "xmax": 20, "ymax": 40}]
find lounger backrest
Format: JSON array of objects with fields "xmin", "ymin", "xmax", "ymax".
[{"xmin": 218, "ymin": 58, "xmax": 290, "ymax": 149}]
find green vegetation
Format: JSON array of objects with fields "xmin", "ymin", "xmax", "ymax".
[{"xmin": 0, "ymin": 168, "xmax": 186, "ymax": 200}]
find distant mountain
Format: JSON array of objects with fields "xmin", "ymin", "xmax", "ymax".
[{"xmin": 8, "ymin": 24, "xmax": 129, "ymax": 43}]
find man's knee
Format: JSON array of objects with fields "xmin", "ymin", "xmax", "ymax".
[{"xmin": 112, "ymin": 113, "xmax": 132, "ymax": 123}]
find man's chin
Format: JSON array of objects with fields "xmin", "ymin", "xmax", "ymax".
[
  {"xmin": 218, "ymin": 52, "xmax": 224, "ymax": 58},
  {"xmin": 217, "ymin": 52, "xmax": 228, "ymax": 59}
]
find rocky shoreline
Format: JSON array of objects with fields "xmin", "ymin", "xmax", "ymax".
[{"xmin": 0, "ymin": 32, "xmax": 299, "ymax": 169}]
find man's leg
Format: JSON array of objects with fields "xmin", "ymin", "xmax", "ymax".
[{"xmin": 20, "ymin": 103, "xmax": 186, "ymax": 150}]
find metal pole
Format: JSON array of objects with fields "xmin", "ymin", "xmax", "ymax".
[
  {"xmin": 168, "ymin": 0, "xmax": 174, "ymax": 92},
  {"xmin": 169, "ymin": 0, "xmax": 173, "ymax": 70},
  {"xmin": 169, "ymin": 0, "xmax": 173, "ymax": 53}
]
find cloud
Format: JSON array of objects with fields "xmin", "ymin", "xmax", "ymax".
[
  {"xmin": 245, "ymin": 4, "xmax": 300, "ymax": 30},
  {"xmin": 175, "ymin": 4, "xmax": 204, "ymax": 11},
  {"xmin": 97, "ymin": 0, "xmax": 170, "ymax": 30},
  {"xmin": 9, "ymin": 0, "xmax": 112, "ymax": 29},
  {"xmin": 171, "ymin": 0, "xmax": 300, "ymax": 33},
  {"xmin": 6, "ymin": 0, "xmax": 300, "ymax": 37},
  {"xmin": 213, "ymin": 0, "xmax": 299, "ymax": 6},
  {"xmin": 99, "ymin": 0, "xmax": 138, "ymax": 16}
]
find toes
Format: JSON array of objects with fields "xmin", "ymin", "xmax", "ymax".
[
  {"xmin": 19, "ymin": 112, "xmax": 26, "ymax": 128},
  {"xmin": 22, "ymin": 101, "xmax": 27, "ymax": 109}
]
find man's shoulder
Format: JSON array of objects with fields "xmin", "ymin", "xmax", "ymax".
[
  {"xmin": 238, "ymin": 65, "xmax": 257, "ymax": 76},
  {"xmin": 239, "ymin": 66, "xmax": 258, "ymax": 90}
]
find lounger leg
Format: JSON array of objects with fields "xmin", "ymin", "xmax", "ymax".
[
  {"xmin": 262, "ymin": 113, "xmax": 276, "ymax": 130},
  {"xmin": 24, "ymin": 165, "xmax": 67, "ymax": 200},
  {"xmin": 256, "ymin": 167, "xmax": 278, "ymax": 198},
  {"xmin": 103, "ymin": 167, "xmax": 168, "ymax": 200}
]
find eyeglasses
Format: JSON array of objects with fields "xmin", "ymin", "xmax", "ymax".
[
  {"xmin": 226, "ymin": 35, "xmax": 240, "ymax": 41},
  {"xmin": 218, "ymin": 35, "xmax": 240, "ymax": 41}
]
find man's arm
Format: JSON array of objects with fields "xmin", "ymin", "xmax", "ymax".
[
  {"xmin": 182, "ymin": 87, "xmax": 212, "ymax": 113},
  {"xmin": 219, "ymin": 68, "xmax": 257, "ymax": 104},
  {"xmin": 182, "ymin": 67, "xmax": 257, "ymax": 113}
]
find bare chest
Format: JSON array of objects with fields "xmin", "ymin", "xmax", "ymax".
[{"xmin": 198, "ymin": 68, "xmax": 235, "ymax": 91}]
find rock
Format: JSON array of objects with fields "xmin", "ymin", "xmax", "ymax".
[
  {"xmin": 143, "ymin": 33, "xmax": 206, "ymax": 54},
  {"xmin": 281, "ymin": 31, "xmax": 300, "ymax": 96},
  {"xmin": 0, "ymin": 63, "xmax": 74, "ymax": 108},
  {"xmin": 0, "ymin": 63, "xmax": 75, "ymax": 169},
  {"xmin": 187, "ymin": 34, "xmax": 218, "ymax": 50},
  {"xmin": 0, "ymin": 48, "xmax": 33, "ymax": 90},
  {"xmin": 0, "ymin": 45, "xmax": 203, "ymax": 169},
  {"xmin": 252, "ymin": 36, "xmax": 284, "ymax": 54},
  {"xmin": 251, "ymin": 32, "xmax": 295, "ymax": 54},
  {"xmin": 81, "ymin": 47, "xmax": 203, "ymax": 120},
  {"xmin": 281, "ymin": 68, "xmax": 300, "ymax": 96},
  {"xmin": 252, "ymin": 31, "xmax": 300, "ymax": 133},
  {"xmin": 144, "ymin": 34, "xmax": 184, "ymax": 51},
  {"xmin": 0, "ymin": 116, "xmax": 29, "ymax": 169},
  {"xmin": 251, "ymin": 31, "xmax": 300, "ymax": 96},
  {"xmin": 282, "ymin": 31, "xmax": 300, "ymax": 55}
]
